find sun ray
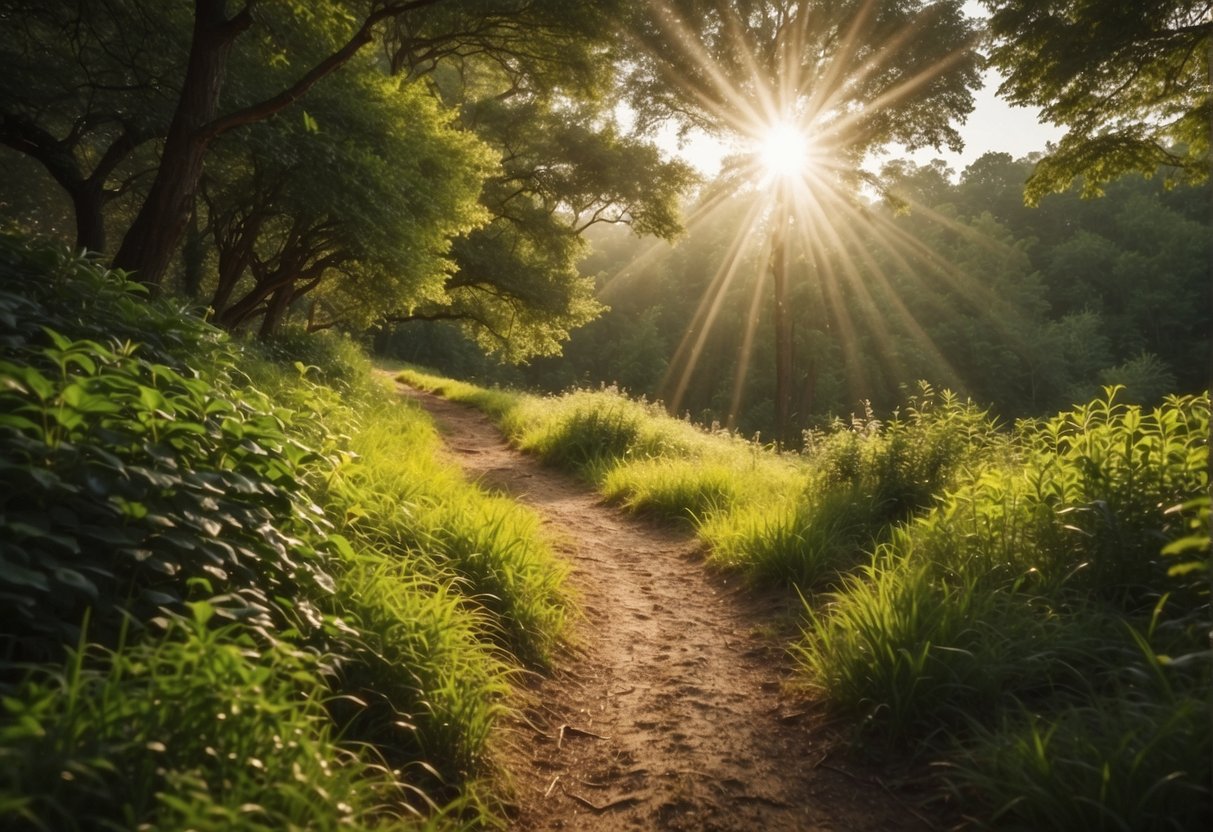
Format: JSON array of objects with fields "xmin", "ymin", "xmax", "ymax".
[
  {"xmin": 604, "ymin": 1, "xmax": 996, "ymax": 430},
  {"xmin": 662, "ymin": 195, "xmax": 771, "ymax": 414},
  {"xmin": 726, "ymin": 252, "xmax": 771, "ymax": 429}
]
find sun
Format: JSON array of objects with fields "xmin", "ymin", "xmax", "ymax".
[{"xmin": 756, "ymin": 122, "xmax": 809, "ymax": 181}]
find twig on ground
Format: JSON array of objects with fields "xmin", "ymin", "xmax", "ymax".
[
  {"xmin": 544, "ymin": 776, "xmax": 561, "ymax": 798},
  {"xmin": 557, "ymin": 723, "xmax": 610, "ymax": 750},
  {"xmin": 568, "ymin": 792, "xmax": 645, "ymax": 812}
]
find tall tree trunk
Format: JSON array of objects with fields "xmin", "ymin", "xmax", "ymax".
[
  {"xmin": 109, "ymin": 0, "xmax": 403, "ymax": 287},
  {"xmin": 180, "ymin": 202, "xmax": 205, "ymax": 297},
  {"xmin": 111, "ymin": 1, "xmax": 248, "ymax": 286},
  {"xmin": 258, "ymin": 286, "xmax": 292, "ymax": 339},
  {"xmin": 70, "ymin": 185, "xmax": 107, "ymax": 253},
  {"xmin": 771, "ymin": 213, "xmax": 793, "ymax": 447}
]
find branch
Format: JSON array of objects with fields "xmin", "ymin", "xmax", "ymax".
[
  {"xmin": 201, "ymin": 0, "xmax": 443, "ymax": 140},
  {"xmin": 384, "ymin": 308, "xmax": 511, "ymax": 346},
  {"xmin": 0, "ymin": 113, "xmax": 84, "ymax": 191}
]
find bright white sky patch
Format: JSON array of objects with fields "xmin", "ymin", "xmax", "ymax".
[
  {"xmin": 757, "ymin": 123, "xmax": 808, "ymax": 181},
  {"xmin": 650, "ymin": 76, "xmax": 1061, "ymax": 181}
]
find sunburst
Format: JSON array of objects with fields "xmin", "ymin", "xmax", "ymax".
[
  {"xmin": 596, "ymin": 2, "xmax": 986, "ymax": 439},
  {"xmin": 755, "ymin": 121, "xmax": 811, "ymax": 182}
]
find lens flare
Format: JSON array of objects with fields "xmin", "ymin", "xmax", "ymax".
[{"xmin": 757, "ymin": 122, "xmax": 808, "ymax": 180}]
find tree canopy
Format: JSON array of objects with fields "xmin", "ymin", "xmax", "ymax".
[
  {"xmin": 0, "ymin": 0, "xmax": 693, "ymax": 345},
  {"xmin": 982, "ymin": 0, "xmax": 1211, "ymax": 202}
]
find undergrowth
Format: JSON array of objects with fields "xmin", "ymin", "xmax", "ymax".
[
  {"xmin": 398, "ymin": 365, "xmax": 1211, "ymax": 830},
  {"xmin": 0, "ymin": 238, "xmax": 567, "ymax": 830}
]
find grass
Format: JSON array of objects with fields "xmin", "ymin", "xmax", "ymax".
[
  {"xmin": 0, "ymin": 237, "xmax": 569, "ymax": 829},
  {"xmin": 0, "ymin": 609, "xmax": 432, "ymax": 832},
  {"xmin": 799, "ymin": 391, "xmax": 1210, "ymax": 825},
  {"xmin": 399, "ymin": 365, "xmax": 1211, "ymax": 831}
]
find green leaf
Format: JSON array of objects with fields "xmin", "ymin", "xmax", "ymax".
[
  {"xmin": 1161, "ymin": 534, "xmax": 1209, "ymax": 556},
  {"xmin": 0, "ymin": 413, "xmax": 42, "ymax": 433},
  {"xmin": 139, "ymin": 385, "xmax": 168, "ymax": 413},
  {"xmin": 325, "ymin": 533, "xmax": 357, "ymax": 559},
  {"xmin": 53, "ymin": 567, "xmax": 98, "ymax": 599},
  {"xmin": 0, "ymin": 564, "xmax": 49, "ymax": 591}
]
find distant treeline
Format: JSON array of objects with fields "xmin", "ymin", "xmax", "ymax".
[{"xmin": 385, "ymin": 153, "xmax": 1211, "ymax": 435}]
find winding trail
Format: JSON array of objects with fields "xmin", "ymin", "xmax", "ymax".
[{"xmin": 395, "ymin": 381, "xmax": 937, "ymax": 832}]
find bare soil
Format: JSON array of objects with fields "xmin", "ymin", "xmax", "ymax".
[{"xmin": 395, "ymin": 382, "xmax": 943, "ymax": 832}]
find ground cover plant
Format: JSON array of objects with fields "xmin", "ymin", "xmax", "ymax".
[
  {"xmin": 399, "ymin": 366, "xmax": 1211, "ymax": 830},
  {"xmin": 0, "ymin": 237, "xmax": 569, "ymax": 830},
  {"xmin": 802, "ymin": 390, "xmax": 1211, "ymax": 829}
]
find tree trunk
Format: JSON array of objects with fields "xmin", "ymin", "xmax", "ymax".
[
  {"xmin": 771, "ymin": 215, "xmax": 793, "ymax": 447},
  {"xmin": 258, "ymin": 286, "xmax": 292, "ymax": 339},
  {"xmin": 180, "ymin": 203, "xmax": 205, "ymax": 297},
  {"xmin": 111, "ymin": 1, "xmax": 245, "ymax": 286},
  {"xmin": 70, "ymin": 185, "xmax": 107, "ymax": 253}
]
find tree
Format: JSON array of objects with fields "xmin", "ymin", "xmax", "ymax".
[
  {"xmin": 386, "ymin": 56, "xmax": 696, "ymax": 361},
  {"xmin": 624, "ymin": 0, "xmax": 982, "ymax": 442},
  {"xmin": 0, "ymin": 1, "xmax": 189, "ymax": 251},
  {"xmin": 199, "ymin": 61, "xmax": 490, "ymax": 338},
  {"xmin": 982, "ymin": 0, "xmax": 1211, "ymax": 203},
  {"xmin": 1, "ymin": 0, "xmax": 623, "ymax": 285}
]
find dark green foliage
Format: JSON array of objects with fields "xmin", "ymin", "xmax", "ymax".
[
  {"xmin": 258, "ymin": 327, "xmax": 374, "ymax": 392},
  {"xmin": 0, "ymin": 239, "xmax": 334, "ymax": 668},
  {"xmin": 0, "ymin": 236, "xmax": 567, "ymax": 828},
  {"xmin": 982, "ymin": 0, "xmax": 1210, "ymax": 202}
]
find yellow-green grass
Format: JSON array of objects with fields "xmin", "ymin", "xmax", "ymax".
[
  {"xmin": 0, "ymin": 240, "xmax": 569, "ymax": 830},
  {"xmin": 399, "ymin": 365, "xmax": 1211, "ymax": 829}
]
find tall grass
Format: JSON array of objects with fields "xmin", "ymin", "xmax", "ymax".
[
  {"xmin": 0, "ymin": 609, "xmax": 433, "ymax": 832},
  {"xmin": 0, "ymin": 237, "xmax": 568, "ymax": 829},
  {"xmin": 800, "ymin": 390, "xmax": 1210, "ymax": 827},
  {"xmin": 704, "ymin": 386, "xmax": 1002, "ymax": 586},
  {"xmin": 322, "ymin": 403, "xmax": 569, "ymax": 666},
  {"xmin": 402, "ymin": 366, "xmax": 1210, "ymax": 829}
]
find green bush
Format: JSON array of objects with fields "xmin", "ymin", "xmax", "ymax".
[
  {"xmin": 800, "ymin": 390, "xmax": 1211, "ymax": 827},
  {"xmin": 0, "ymin": 241, "xmax": 334, "ymax": 668},
  {"xmin": 0, "ymin": 237, "xmax": 568, "ymax": 828}
]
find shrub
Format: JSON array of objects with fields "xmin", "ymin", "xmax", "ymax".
[{"xmin": 0, "ymin": 237, "xmax": 567, "ymax": 828}]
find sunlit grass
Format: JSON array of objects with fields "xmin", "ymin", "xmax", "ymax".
[
  {"xmin": 0, "ymin": 610, "xmax": 432, "ymax": 832},
  {"xmin": 403, "ymin": 366, "xmax": 1211, "ymax": 828},
  {"xmin": 325, "ymin": 403, "xmax": 569, "ymax": 666},
  {"xmin": 0, "ymin": 240, "xmax": 572, "ymax": 829},
  {"xmin": 799, "ymin": 390, "xmax": 1210, "ymax": 823}
]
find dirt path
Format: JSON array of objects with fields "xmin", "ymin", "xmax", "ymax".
[{"xmin": 395, "ymin": 382, "xmax": 938, "ymax": 832}]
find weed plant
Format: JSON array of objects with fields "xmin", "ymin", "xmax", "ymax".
[{"xmin": 0, "ymin": 237, "xmax": 565, "ymax": 829}]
